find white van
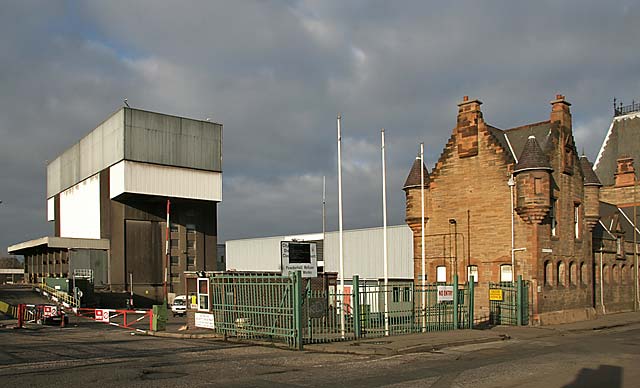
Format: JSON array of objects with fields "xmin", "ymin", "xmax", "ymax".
[{"xmin": 171, "ymin": 295, "xmax": 187, "ymax": 317}]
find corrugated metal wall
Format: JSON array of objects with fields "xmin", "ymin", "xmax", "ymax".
[
  {"xmin": 324, "ymin": 225, "xmax": 413, "ymax": 279},
  {"xmin": 109, "ymin": 160, "xmax": 222, "ymax": 201},
  {"xmin": 226, "ymin": 225, "xmax": 413, "ymax": 280},
  {"xmin": 124, "ymin": 109, "xmax": 222, "ymax": 172},
  {"xmin": 47, "ymin": 108, "xmax": 222, "ymax": 198},
  {"xmin": 47, "ymin": 109, "xmax": 124, "ymax": 198},
  {"xmin": 226, "ymin": 236, "xmax": 284, "ymax": 272}
]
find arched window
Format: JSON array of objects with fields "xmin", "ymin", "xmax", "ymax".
[
  {"xmin": 612, "ymin": 264, "xmax": 619, "ymax": 284},
  {"xmin": 557, "ymin": 261, "xmax": 566, "ymax": 287},
  {"xmin": 544, "ymin": 261, "xmax": 553, "ymax": 286},
  {"xmin": 603, "ymin": 264, "xmax": 610, "ymax": 285},
  {"xmin": 580, "ymin": 262, "xmax": 588, "ymax": 286},
  {"xmin": 436, "ymin": 266, "xmax": 447, "ymax": 283},
  {"xmin": 621, "ymin": 265, "xmax": 627, "ymax": 284},
  {"xmin": 569, "ymin": 261, "xmax": 577, "ymax": 286}
]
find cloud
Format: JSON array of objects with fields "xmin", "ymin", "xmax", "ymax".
[{"xmin": 1, "ymin": 1, "xmax": 640, "ymax": 253}]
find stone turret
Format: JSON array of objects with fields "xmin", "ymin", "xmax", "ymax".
[
  {"xmin": 403, "ymin": 156, "xmax": 430, "ymax": 226},
  {"xmin": 514, "ymin": 135, "xmax": 553, "ymax": 224},
  {"xmin": 580, "ymin": 155, "xmax": 602, "ymax": 231}
]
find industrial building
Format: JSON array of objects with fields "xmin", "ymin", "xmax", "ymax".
[
  {"xmin": 8, "ymin": 107, "xmax": 223, "ymax": 306},
  {"xmin": 226, "ymin": 225, "xmax": 413, "ymax": 281}
]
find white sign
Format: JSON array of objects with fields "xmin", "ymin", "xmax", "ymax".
[
  {"xmin": 281, "ymin": 241, "xmax": 317, "ymax": 278},
  {"xmin": 195, "ymin": 312, "xmax": 215, "ymax": 329},
  {"xmin": 43, "ymin": 305, "xmax": 57, "ymax": 317},
  {"xmin": 437, "ymin": 286, "xmax": 454, "ymax": 303},
  {"xmin": 95, "ymin": 309, "xmax": 110, "ymax": 322}
]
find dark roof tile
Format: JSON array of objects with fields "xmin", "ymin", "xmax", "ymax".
[
  {"xmin": 403, "ymin": 157, "xmax": 429, "ymax": 190},
  {"xmin": 580, "ymin": 155, "xmax": 602, "ymax": 186},
  {"xmin": 514, "ymin": 135, "xmax": 552, "ymax": 173}
]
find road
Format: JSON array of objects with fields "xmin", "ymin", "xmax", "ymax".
[{"xmin": 1, "ymin": 317, "xmax": 639, "ymax": 387}]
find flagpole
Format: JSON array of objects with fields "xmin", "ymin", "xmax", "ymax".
[
  {"xmin": 420, "ymin": 143, "xmax": 426, "ymax": 332},
  {"xmin": 381, "ymin": 129, "xmax": 389, "ymax": 336},
  {"xmin": 337, "ymin": 114, "xmax": 345, "ymax": 338}
]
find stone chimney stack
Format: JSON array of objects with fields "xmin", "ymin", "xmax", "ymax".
[
  {"xmin": 456, "ymin": 96, "xmax": 483, "ymax": 158},
  {"xmin": 550, "ymin": 94, "xmax": 572, "ymax": 130},
  {"xmin": 614, "ymin": 157, "xmax": 636, "ymax": 187}
]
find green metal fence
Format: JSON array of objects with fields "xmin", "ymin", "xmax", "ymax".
[
  {"xmin": 303, "ymin": 274, "xmax": 474, "ymax": 344},
  {"xmin": 209, "ymin": 272, "xmax": 474, "ymax": 349},
  {"xmin": 489, "ymin": 275, "xmax": 530, "ymax": 326}
]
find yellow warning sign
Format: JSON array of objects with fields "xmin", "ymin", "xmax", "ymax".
[{"xmin": 489, "ymin": 289, "xmax": 503, "ymax": 301}]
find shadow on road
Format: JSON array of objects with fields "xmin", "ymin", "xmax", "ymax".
[{"xmin": 563, "ymin": 364, "xmax": 622, "ymax": 388}]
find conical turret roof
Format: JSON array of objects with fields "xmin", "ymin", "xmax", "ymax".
[
  {"xmin": 580, "ymin": 155, "xmax": 602, "ymax": 186},
  {"xmin": 514, "ymin": 135, "xmax": 552, "ymax": 173},
  {"xmin": 403, "ymin": 157, "xmax": 430, "ymax": 190}
]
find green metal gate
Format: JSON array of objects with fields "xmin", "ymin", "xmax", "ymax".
[
  {"xmin": 489, "ymin": 275, "xmax": 529, "ymax": 326},
  {"xmin": 209, "ymin": 273, "xmax": 300, "ymax": 348}
]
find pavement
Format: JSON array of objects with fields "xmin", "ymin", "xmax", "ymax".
[
  {"xmin": 142, "ymin": 309, "xmax": 640, "ymax": 355},
  {"xmin": 303, "ymin": 311, "xmax": 640, "ymax": 355}
]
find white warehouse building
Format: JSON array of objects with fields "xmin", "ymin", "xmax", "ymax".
[{"xmin": 226, "ymin": 225, "xmax": 414, "ymax": 281}]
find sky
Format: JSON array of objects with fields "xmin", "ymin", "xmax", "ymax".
[{"xmin": 1, "ymin": 1, "xmax": 640, "ymax": 254}]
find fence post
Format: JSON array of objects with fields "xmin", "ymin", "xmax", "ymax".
[
  {"xmin": 17, "ymin": 304, "xmax": 23, "ymax": 328},
  {"xmin": 469, "ymin": 276, "xmax": 474, "ymax": 329},
  {"xmin": 293, "ymin": 271, "xmax": 303, "ymax": 350},
  {"xmin": 453, "ymin": 274, "xmax": 459, "ymax": 329},
  {"xmin": 517, "ymin": 275, "xmax": 523, "ymax": 326},
  {"xmin": 352, "ymin": 275, "xmax": 361, "ymax": 339}
]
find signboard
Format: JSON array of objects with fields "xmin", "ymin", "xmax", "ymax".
[
  {"xmin": 281, "ymin": 241, "xmax": 317, "ymax": 278},
  {"xmin": 437, "ymin": 285, "xmax": 454, "ymax": 303},
  {"xmin": 95, "ymin": 309, "xmax": 110, "ymax": 322},
  {"xmin": 489, "ymin": 289, "xmax": 504, "ymax": 301},
  {"xmin": 43, "ymin": 305, "xmax": 57, "ymax": 317},
  {"xmin": 195, "ymin": 312, "xmax": 215, "ymax": 329}
]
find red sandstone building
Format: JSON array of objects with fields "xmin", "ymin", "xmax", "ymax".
[{"xmin": 403, "ymin": 95, "xmax": 638, "ymax": 325}]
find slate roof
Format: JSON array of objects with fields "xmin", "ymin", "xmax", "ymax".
[
  {"xmin": 403, "ymin": 157, "xmax": 430, "ymax": 190},
  {"xmin": 580, "ymin": 155, "xmax": 602, "ymax": 186},
  {"xmin": 593, "ymin": 202, "xmax": 640, "ymax": 242},
  {"xmin": 504, "ymin": 121, "xmax": 553, "ymax": 162},
  {"xmin": 514, "ymin": 135, "xmax": 552, "ymax": 173},
  {"xmin": 594, "ymin": 113, "xmax": 640, "ymax": 186}
]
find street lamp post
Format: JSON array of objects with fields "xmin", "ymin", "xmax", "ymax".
[{"xmin": 449, "ymin": 219, "xmax": 457, "ymax": 280}]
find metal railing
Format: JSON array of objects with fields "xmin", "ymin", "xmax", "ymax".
[
  {"xmin": 202, "ymin": 272, "xmax": 473, "ymax": 350},
  {"xmin": 614, "ymin": 99, "xmax": 640, "ymax": 117},
  {"xmin": 37, "ymin": 282, "xmax": 80, "ymax": 309}
]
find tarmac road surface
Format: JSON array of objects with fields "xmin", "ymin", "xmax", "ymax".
[{"xmin": 1, "ymin": 317, "xmax": 639, "ymax": 387}]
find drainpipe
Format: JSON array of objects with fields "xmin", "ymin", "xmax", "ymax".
[
  {"xmin": 600, "ymin": 250, "xmax": 606, "ymax": 314},
  {"xmin": 508, "ymin": 174, "xmax": 516, "ymax": 281}
]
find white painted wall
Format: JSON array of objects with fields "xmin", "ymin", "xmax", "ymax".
[
  {"xmin": 59, "ymin": 174, "xmax": 101, "ymax": 239},
  {"xmin": 47, "ymin": 197, "xmax": 55, "ymax": 222},
  {"xmin": 109, "ymin": 160, "xmax": 222, "ymax": 201}
]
